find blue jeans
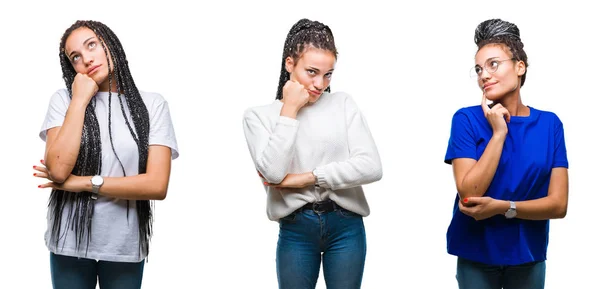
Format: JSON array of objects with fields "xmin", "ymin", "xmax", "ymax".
[
  {"xmin": 50, "ymin": 252, "xmax": 144, "ymax": 289},
  {"xmin": 276, "ymin": 206, "xmax": 367, "ymax": 289},
  {"xmin": 456, "ymin": 257, "xmax": 546, "ymax": 289}
]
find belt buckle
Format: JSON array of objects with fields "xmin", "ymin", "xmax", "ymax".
[{"xmin": 312, "ymin": 202, "xmax": 325, "ymax": 213}]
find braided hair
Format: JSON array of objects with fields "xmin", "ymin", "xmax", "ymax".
[
  {"xmin": 50, "ymin": 20, "xmax": 152, "ymax": 257},
  {"xmin": 275, "ymin": 18, "xmax": 338, "ymax": 100},
  {"xmin": 475, "ymin": 19, "xmax": 529, "ymax": 87}
]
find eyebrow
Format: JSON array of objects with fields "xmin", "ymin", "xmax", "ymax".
[
  {"xmin": 475, "ymin": 57, "xmax": 501, "ymax": 66},
  {"xmin": 68, "ymin": 36, "xmax": 96, "ymax": 58},
  {"xmin": 307, "ymin": 66, "xmax": 335, "ymax": 73}
]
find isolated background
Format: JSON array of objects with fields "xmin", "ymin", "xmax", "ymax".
[{"xmin": 0, "ymin": 0, "xmax": 597, "ymax": 288}]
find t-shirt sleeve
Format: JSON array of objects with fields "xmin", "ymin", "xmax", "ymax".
[
  {"xmin": 39, "ymin": 90, "xmax": 70, "ymax": 142},
  {"xmin": 444, "ymin": 110, "xmax": 477, "ymax": 164},
  {"xmin": 149, "ymin": 96, "xmax": 179, "ymax": 160},
  {"xmin": 552, "ymin": 115, "xmax": 568, "ymax": 168}
]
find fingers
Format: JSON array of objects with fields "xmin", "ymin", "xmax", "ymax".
[
  {"xmin": 481, "ymin": 93, "xmax": 490, "ymax": 112},
  {"xmin": 500, "ymin": 108, "xmax": 511, "ymax": 123},
  {"xmin": 490, "ymin": 104, "xmax": 510, "ymax": 123},
  {"xmin": 38, "ymin": 182, "xmax": 55, "ymax": 189}
]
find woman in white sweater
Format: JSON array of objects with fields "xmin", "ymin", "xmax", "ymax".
[{"xmin": 243, "ymin": 18, "xmax": 382, "ymax": 289}]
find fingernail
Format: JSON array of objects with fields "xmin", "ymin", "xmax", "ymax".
[
  {"xmin": 464, "ymin": 198, "xmax": 469, "ymax": 203},
  {"xmin": 33, "ymin": 173, "xmax": 37, "ymax": 176},
  {"xmin": 33, "ymin": 166, "xmax": 36, "ymax": 169},
  {"xmin": 40, "ymin": 159, "xmax": 44, "ymax": 163},
  {"xmin": 263, "ymin": 182, "xmax": 268, "ymax": 185},
  {"xmin": 38, "ymin": 185, "xmax": 41, "ymax": 188}
]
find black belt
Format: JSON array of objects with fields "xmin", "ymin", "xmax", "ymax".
[{"xmin": 300, "ymin": 199, "xmax": 338, "ymax": 213}]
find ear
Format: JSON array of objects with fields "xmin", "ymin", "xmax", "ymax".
[
  {"xmin": 285, "ymin": 56, "xmax": 294, "ymax": 73},
  {"xmin": 516, "ymin": 60, "xmax": 526, "ymax": 77}
]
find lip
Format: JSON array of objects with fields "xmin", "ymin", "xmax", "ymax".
[
  {"xmin": 87, "ymin": 64, "xmax": 101, "ymax": 75},
  {"xmin": 483, "ymin": 82, "xmax": 497, "ymax": 90},
  {"xmin": 309, "ymin": 90, "xmax": 322, "ymax": 96}
]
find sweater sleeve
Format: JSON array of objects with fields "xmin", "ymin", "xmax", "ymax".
[
  {"xmin": 313, "ymin": 96, "xmax": 383, "ymax": 190},
  {"xmin": 242, "ymin": 108, "xmax": 300, "ymax": 184}
]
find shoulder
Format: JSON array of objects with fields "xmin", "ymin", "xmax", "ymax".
[
  {"xmin": 243, "ymin": 100, "xmax": 282, "ymax": 121},
  {"xmin": 530, "ymin": 107, "xmax": 560, "ymax": 120},
  {"xmin": 139, "ymin": 90, "xmax": 167, "ymax": 107},
  {"xmin": 454, "ymin": 105, "xmax": 482, "ymax": 117},
  {"xmin": 49, "ymin": 88, "xmax": 71, "ymax": 103},
  {"xmin": 138, "ymin": 90, "xmax": 173, "ymax": 118},
  {"xmin": 450, "ymin": 105, "xmax": 483, "ymax": 123},
  {"xmin": 529, "ymin": 107, "xmax": 564, "ymax": 130}
]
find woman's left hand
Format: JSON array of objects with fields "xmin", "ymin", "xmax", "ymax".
[
  {"xmin": 33, "ymin": 161, "xmax": 86, "ymax": 193},
  {"xmin": 459, "ymin": 196, "xmax": 507, "ymax": 221}
]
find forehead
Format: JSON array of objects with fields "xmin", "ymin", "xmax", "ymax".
[
  {"xmin": 64, "ymin": 27, "xmax": 97, "ymax": 53},
  {"xmin": 296, "ymin": 48, "xmax": 336, "ymax": 69},
  {"xmin": 475, "ymin": 44, "xmax": 511, "ymax": 64}
]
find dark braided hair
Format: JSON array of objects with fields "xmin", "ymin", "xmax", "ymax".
[
  {"xmin": 275, "ymin": 18, "xmax": 337, "ymax": 100},
  {"xmin": 474, "ymin": 19, "xmax": 529, "ymax": 87},
  {"xmin": 50, "ymin": 20, "xmax": 152, "ymax": 258}
]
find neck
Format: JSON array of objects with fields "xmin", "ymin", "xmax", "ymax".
[
  {"xmin": 496, "ymin": 88, "xmax": 528, "ymax": 117},
  {"xmin": 98, "ymin": 75, "xmax": 121, "ymax": 93}
]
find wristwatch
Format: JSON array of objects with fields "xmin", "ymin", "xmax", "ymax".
[
  {"xmin": 90, "ymin": 175, "xmax": 104, "ymax": 200},
  {"xmin": 504, "ymin": 201, "xmax": 517, "ymax": 219},
  {"xmin": 312, "ymin": 169, "xmax": 320, "ymax": 188}
]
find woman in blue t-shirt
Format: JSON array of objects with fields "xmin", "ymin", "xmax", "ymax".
[{"xmin": 444, "ymin": 19, "xmax": 569, "ymax": 289}]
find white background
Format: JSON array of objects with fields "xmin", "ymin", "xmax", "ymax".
[{"xmin": 0, "ymin": 0, "xmax": 597, "ymax": 288}]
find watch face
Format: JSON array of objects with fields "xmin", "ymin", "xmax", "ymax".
[
  {"xmin": 505, "ymin": 209, "xmax": 517, "ymax": 218},
  {"xmin": 91, "ymin": 176, "xmax": 104, "ymax": 186}
]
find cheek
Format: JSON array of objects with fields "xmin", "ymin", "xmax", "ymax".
[{"xmin": 293, "ymin": 70, "xmax": 312, "ymax": 87}]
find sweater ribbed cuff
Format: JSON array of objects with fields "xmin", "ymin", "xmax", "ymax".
[
  {"xmin": 314, "ymin": 167, "xmax": 329, "ymax": 189},
  {"xmin": 278, "ymin": 116, "xmax": 299, "ymax": 127}
]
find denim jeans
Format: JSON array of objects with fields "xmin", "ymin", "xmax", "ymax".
[
  {"xmin": 456, "ymin": 257, "xmax": 546, "ymax": 289},
  {"xmin": 50, "ymin": 252, "xmax": 145, "ymax": 289},
  {"xmin": 276, "ymin": 206, "xmax": 367, "ymax": 289}
]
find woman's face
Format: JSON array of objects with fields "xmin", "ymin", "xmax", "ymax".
[
  {"xmin": 64, "ymin": 27, "xmax": 114, "ymax": 90},
  {"xmin": 474, "ymin": 44, "xmax": 525, "ymax": 101},
  {"xmin": 286, "ymin": 47, "xmax": 336, "ymax": 103}
]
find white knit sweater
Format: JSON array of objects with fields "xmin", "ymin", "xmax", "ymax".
[{"xmin": 243, "ymin": 91, "xmax": 383, "ymax": 221}]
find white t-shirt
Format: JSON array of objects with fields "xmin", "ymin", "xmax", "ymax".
[{"xmin": 39, "ymin": 88, "xmax": 179, "ymax": 263}]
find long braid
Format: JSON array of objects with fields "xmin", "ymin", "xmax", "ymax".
[
  {"xmin": 275, "ymin": 18, "xmax": 338, "ymax": 100},
  {"xmin": 51, "ymin": 20, "xmax": 152, "ymax": 258}
]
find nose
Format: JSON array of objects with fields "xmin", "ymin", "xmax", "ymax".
[
  {"xmin": 313, "ymin": 77, "xmax": 324, "ymax": 90},
  {"xmin": 479, "ymin": 68, "xmax": 492, "ymax": 81},
  {"xmin": 81, "ymin": 52, "xmax": 94, "ymax": 66}
]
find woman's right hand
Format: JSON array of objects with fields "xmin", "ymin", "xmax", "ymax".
[
  {"xmin": 481, "ymin": 93, "xmax": 509, "ymax": 136},
  {"xmin": 71, "ymin": 73, "xmax": 99, "ymax": 106},
  {"xmin": 282, "ymin": 80, "xmax": 309, "ymax": 111}
]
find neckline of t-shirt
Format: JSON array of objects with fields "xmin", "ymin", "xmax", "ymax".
[
  {"xmin": 94, "ymin": 91, "xmax": 124, "ymax": 98},
  {"xmin": 508, "ymin": 106, "xmax": 538, "ymax": 123}
]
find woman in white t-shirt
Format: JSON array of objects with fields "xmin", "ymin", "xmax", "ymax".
[
  {"xmin": 32, "ymin": 20, "xmax": 179, "ymax": 289},
  {"xmin": 243, "ymin": 18, "xmax": 382, "ymax": 289}
]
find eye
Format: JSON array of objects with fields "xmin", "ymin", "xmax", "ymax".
[
  {"xmin": 307, "ymin": 69, "xmax": 316, "ymax": 75},
  {"xmin": 474, "ymin": 66, "xmax": 482, "ymax": 75},
  {"xmin": 325, "ymin": 72, "xmax": 333, "ymax": 79},
  {"xmin": 488, "ymin": 60, "xmax": 499, "ymax": 69},
  {"xmin": 88, "ymin": 41, "xmax": 97, "ymax": 49},
  {"xmin": 72, "ymin": 55, "xmax": 80, "ymax": 62}
]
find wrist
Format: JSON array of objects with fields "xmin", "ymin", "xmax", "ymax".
[
  {"xmin": 75, "ymin": 175, "xmax": 92, "ymax": 193},
  {"xmin": 280, "ymin": 103, "xmax": 299, "ymax": 119},
  {"xmin": 69, "ymin": 98, "xmax": 89, "ymax": 110},
  {"xmin": 491, "ymin": 131, "xmax": 507, "ymax": 140},
  {"xmin": 495, "ymin": 199, "xmax": 510, "ymax": 215},
  {"xmin": 305, "ymin": 172, "xmax": 316, "ymax": 187}
]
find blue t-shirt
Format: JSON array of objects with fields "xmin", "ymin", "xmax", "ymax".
[{"xmin": 444, "ymin": 105, "xmax": 568, "ymax": 266}]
